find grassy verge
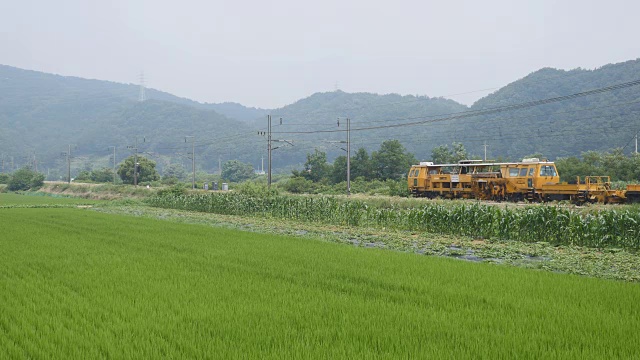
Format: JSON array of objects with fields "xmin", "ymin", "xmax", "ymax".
[{"xmin": 2, "ymin": 207, "xmax": 640, "ymax": 358}]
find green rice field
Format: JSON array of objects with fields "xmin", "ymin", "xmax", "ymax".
[
  {"xmin": 2, "ymin": 204, "xmax": 640, "ymax": 358},
  {"xmin": 0, "ymin": 192, "xmax": 100, "ymax": 206}
]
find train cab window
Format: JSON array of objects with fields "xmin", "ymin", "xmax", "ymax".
[
  {"xmin": 509, "ymin": 168, "xmax": 519, "ymax": 177},
  {"xmin": 528, "ymin": 167, "xmax": 534, "ymax": 177},
  {"xmin": 540, "ymin": 165, "xmax": 557, "ymax": 177},
  {"xmin": 519, "ymin": 168, "xmax": 528, "ymax": 177},
  {"xmin": 428, "ymin": 169, "xmax": 438, "ymax": 175},
  {"xmin": 409, "ymin": 170, "xmax": 415, "ymax": 177}
]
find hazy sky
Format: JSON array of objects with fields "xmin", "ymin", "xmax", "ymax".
[{"xmin": 2, "ymin": 0, "xmax": 639, "ymax": 108}]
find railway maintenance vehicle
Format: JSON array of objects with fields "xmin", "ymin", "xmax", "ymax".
[{"xmin": 408, "ymin": 158, "xmax": 640, "ymax": 204}]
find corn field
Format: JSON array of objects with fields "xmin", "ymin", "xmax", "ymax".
[{"xmin": 146, "ymin": 193, "xmax": 640, "ymax": 249}]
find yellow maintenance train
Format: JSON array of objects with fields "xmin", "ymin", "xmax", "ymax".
[{"xmin": 408, "ymin": 158, "xmax": 640, "ymax": 204}]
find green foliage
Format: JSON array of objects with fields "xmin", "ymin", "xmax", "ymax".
[
  {"xmin": 156, "ymin": 184, "xmax": 188, "ymax": 197},
  {"xmin": 283, "ymin": 176, "xmax": 324, "ymax": 194},
  {"xmin": 430, "ymin": 142, "xmax": 469, "ymax": 164},
  {"xmin": 556, "ymin": 149, "xmax": 640, "ymax": 182},
  {"xmin": 309, "ymin": 178, "xmax": 409, "ymax": 197},
  {"xmin": 91, "ymin": 168, "xmax": 116, "ymax": 183},
  {"xmin": 75, "ymin": 170, "xmax": 92, "ymax": 182},
  {"xmin": 75, "ymin": 168, "xmax": 115, "ymax": 183},
  {"xmin": 330, "ymin": 155, "xmax": 347, "ymax": 184},
  {"xmin": 162, "ymin": 163, "xmax": 187, "ymax": 184},
  {"xmin": 387, "ymin": 179, "xmax": 410, "ymax": 197},
  {"xmin": 371, "ymin": 140, "xmax": 416, "ymax": 180},
  {"xmin": 7, "ymin": 167, "xmax": 45, "ymax": 191},
  {"xmin": 0, "ymin": 173, "xmax": 10, "ymax": 184},
  {"xmin": 117, "ymin": 156, "xmax": 160, "ymax": 184},
  {"xmin": 295, "ymin": 149, "xmax": 331, "ymax": 183},
  {"xmin": 351, "ymin": 147, "xmax": 373, "ymax": 180},
  {"xmin": 292, "ymin": 142, "xmax": 415, "ymax": 187},
  {"xmin": 234, "ymin": 181, "xmax": 279, "ymax": 197},
  {"xmin": 221, "ymin": 160, "xmax": 254, "ymax": 182}
]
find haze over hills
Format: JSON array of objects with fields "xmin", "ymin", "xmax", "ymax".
[
  {"xmin": 1, "ymin": 59, "xmax": 640, "ymax": 179},
  {"xmin": 467, "ymin": 59, "xmax": 640, "ymax": 158},
  {"xmin": 259, "ymin": 58, "xmax": 640, "ymax": 164}
]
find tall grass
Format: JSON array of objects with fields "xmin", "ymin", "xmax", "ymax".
[{"xmin": 147, "ymin": 193, "xmax": 640, "ymax": 249}]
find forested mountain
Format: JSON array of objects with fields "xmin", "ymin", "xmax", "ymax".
[
  {"xmin": 2, "ymin": 58, "xmax": 640, "ymax": 179},
  {"xmin": 255, "ymin": 91, "xmax": 469, "ymax": 168},
  {"xmin": 265, "ymin": 59, "xmax": 640, "ymax": 163},
  {"xmin": 0, "ymin": 65, "xmax": 264, "ymax": 177},
  {"xmin": 461, "ymin": 59, "xmax": 640, "ymax": 160}
]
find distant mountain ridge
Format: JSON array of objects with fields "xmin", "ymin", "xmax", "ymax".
[
  {"xmin": 466, "ymin": 59, "xmax": 640, "ymax": 158},
  {"xmin": 0, "ymin": 65, "xmax": 269, "ymax": 123},
  {"xmin": 1, "ymin": 59, "xmax": 640, "ymax": 178},
  {"xmin": 0, "ymin": 65, "xmax": 263, "ymax": 176}
]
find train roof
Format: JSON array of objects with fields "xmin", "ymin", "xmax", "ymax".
[{"xmin": 412, "ymin": 158, "xmax": 555, "ymax": 168}]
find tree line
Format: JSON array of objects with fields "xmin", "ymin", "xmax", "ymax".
[{"xmin": 3, "ymin": 140, "xmax": 639, "ymax": 192}]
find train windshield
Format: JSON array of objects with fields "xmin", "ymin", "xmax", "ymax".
[{"xmin": 539, "ymin": 165, "xmax": 557, "ymax": 177}]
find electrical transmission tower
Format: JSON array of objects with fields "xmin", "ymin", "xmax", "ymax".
[{"xmin": 138, "ymin": 71, "xmax": 146, "ymax": 102}]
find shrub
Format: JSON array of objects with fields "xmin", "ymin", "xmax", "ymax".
[
  {"xmin": 283, "ymin": 176, "xmax": 323, "ymax": 194},
  {"xmin": 156, "ymin": 184, "xmax": 188, "ymax": 197},
  {"xmin": 8, "ymin": 168, "xmax": 45, "ymax": 191}
]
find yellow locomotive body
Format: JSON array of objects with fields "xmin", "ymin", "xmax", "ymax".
[{"xmin": 408, "ymin": 158, "xmax": 639, "ymax": 204}]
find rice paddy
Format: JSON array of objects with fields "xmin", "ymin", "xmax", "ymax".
[
  {"xmin": 2, "ymin": 203, "xmax": 640, "ymax": 358},
  {"xmin": 0, "ymin": 192, "xmax": 100, "ymax": 206}
]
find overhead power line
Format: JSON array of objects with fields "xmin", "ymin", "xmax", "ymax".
[{"xmin": 271, "ymin": 79, "xmax": 640, "ymax": 134}]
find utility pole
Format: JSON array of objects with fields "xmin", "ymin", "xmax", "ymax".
[
  {"xmin": 483, "ymin": 142, "xmax": 488, "ymax": 161},
  {"xmin": 61, "ymin": 145, "xmax": 73, "ymax": 183},
  {"xmin": 337, "ymin": 117, "xmax": 351, "ymax": 196},
  {"xmin": 127, "ymin": 137, "xmax": 144, "ymax": 186},
  {"xmin": 185, "ymin": 136, "xmax": 195, "ymax": 189},
  {"xmin": 108, "ymin": 146, "xmax": 117, "ymax": 184},
  {"xmin": 636, "ymin": 131, "xmax": 638, "ymax": 154},
  {"xmin": 268, "ymin": 114, "xmax": 272, "ymax": 188},
  {"xmin": 261, "ymin": 115, "xmax": 291, "ymax": 188},
  {"xmin": 67, "ymin": 145, "xmax": 71, "ymax": 183},
  {"xmin": 346, "ymin": 117, "xmax": 351, "ymax": 196}
]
